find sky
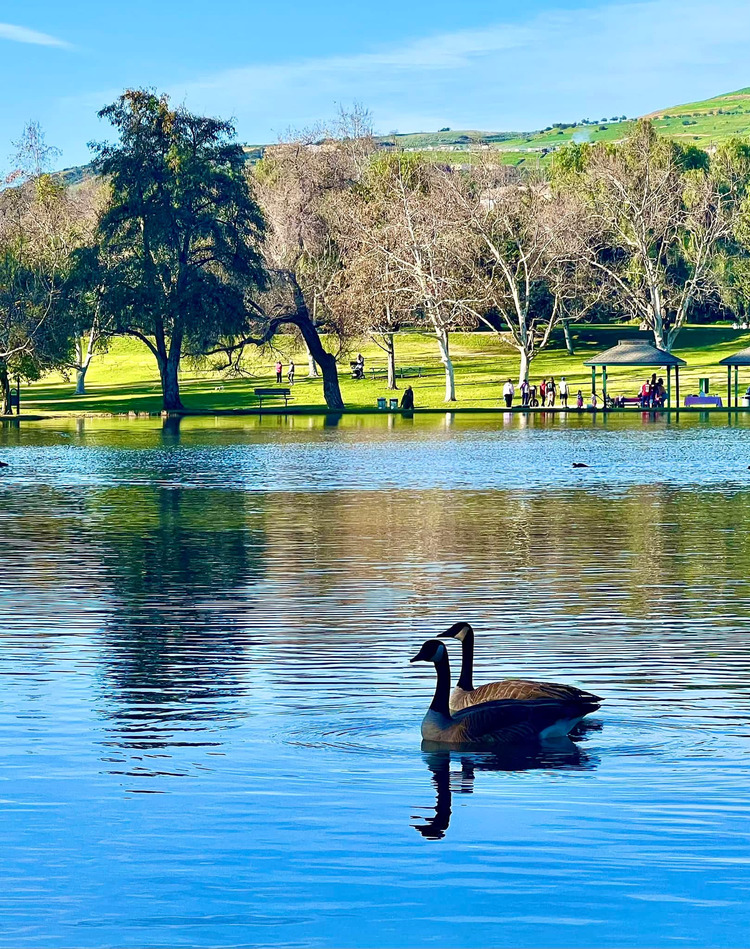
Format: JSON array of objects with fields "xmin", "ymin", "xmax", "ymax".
[{"xmin": 2, "ymin": 0, "xmax": 750, "ymax": 170}]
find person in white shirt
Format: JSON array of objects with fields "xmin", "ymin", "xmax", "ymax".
[
  {"xmin": 559, "ymin": 376, "xmax": 569, "ymax": 408},
  {"xmin": 502, "ymin": 379, "xmax": 515, "ymax": 408}
]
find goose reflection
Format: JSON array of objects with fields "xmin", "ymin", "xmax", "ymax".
[{"xmin": 412, "ymin": 735, "xmax": 599, "ymax": 840}]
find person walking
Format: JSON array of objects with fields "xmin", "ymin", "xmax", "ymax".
[
  {"xmin": 547, "ymin": 377, "xmax": 556, "ymax": 407},
  {"xmin": 503, "ymin": 378, "xmax": 515, "ymax": 408},
  {"xmin": 287, "ymin": 360, "xmax": 295, "ymax": 385},
  {"xmin": 400, "ymin": 385, "xmax": 414, "ymax": 410},
  {"xmin": 559, "ymin": 376, "xmax": 569, "ymax": 408},
  {"xmin": 275, "ymin": 360, "xmax": 283, "ymax": 384}
]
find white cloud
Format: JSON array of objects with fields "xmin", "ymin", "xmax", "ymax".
[
  {"xmin": 169, "ymin": 0, "xmax": 750, "ymax": 138},
  {"xmin": 0, "ymin": 22, "xmax": 70, "ymax": 49}
]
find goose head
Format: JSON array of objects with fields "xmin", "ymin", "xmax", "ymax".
[
  {"xmin": 437, "ymin": 622, "xmax": 473, "ymax": 642},
  {"xmin": 410, "ymin": 640, "xmax": 447, "ymax": 664}
]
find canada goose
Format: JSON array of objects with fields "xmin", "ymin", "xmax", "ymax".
[
  {"xmin": 438, "ymin": 622, "xmax": 602, "ymax": 714},
  {"xmin": 410, "ymin": 640, "xmax": 600, "ymax": 745},
  {"xmin": 0, "ymin": 461, "xmax": 7, "ymax": 468},
  {"xmin": 572, "ymin": 462, "xmax": 590, "ymax": 468}
]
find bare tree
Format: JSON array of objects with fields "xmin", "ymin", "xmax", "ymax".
[
  {"xmin": 252, "ymin": 120, "xmax": 375, "ymax": 409},
  {"xmin": 342, "ymin": 154, "xmax": 474, "ymax": 401},
  {"xmin": 564, "ymin": 121, "xmax": 734, "ymax": 350}
]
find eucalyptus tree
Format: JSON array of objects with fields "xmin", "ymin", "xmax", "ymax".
[{"xmin": 90, "ymin": 90, "xmax": 268, "ymax": 411}]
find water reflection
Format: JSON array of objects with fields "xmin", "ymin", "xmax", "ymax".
[
  {"xmin": 93, "ymin": 486, "xmax": 265, "ymax": 765},
  {"xmin": 413, "ymin": 737, "xmax": 599, "ymax": 840}
]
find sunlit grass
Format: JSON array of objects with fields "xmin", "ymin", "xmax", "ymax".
[{"xmin": 18, "ymin": 325, "xmax": 750, "ymax": 415}]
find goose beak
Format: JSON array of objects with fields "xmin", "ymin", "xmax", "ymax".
[{"xmin": 409, "ymin": 652, "xmax": 422, "ymax": 663}]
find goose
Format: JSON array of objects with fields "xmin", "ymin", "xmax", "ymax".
[
  {"xmin": 0, "ymin": 461, "xmax": 7, "ymax": 468},
  {"xmin": 410, "ymin": 639, "xmax": 600, "ymax": 745},
  {"xmin": 438, "ymin": 622, "xmax": 602, "ymax": 714}
]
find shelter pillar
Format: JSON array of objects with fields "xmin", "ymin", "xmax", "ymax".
[
  {"xmin": 728, "ymin": 366, "xmax": 732, "ymax": 409},
  {"xmin": 736, "ymin": 366, "xmax": 740, "ymax": 408},
  {"xmin": 602, "ymin": 365, "xmax": 608, "ymax": 406},
  {"xmin": 666, "ymin": 366, "xmax": 672, "ymax": 409},
  {"xmin": 675, "ymin": 367, "xmax": 680, "ymax": 409},
  {"xmin": 591, "ymin": 366, "xmax": 596, "ymax": 399}
]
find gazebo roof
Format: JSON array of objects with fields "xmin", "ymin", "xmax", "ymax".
[
  {"xmin": 584, "ymin": 338, "xmax": 686, "ymax": 367},
  {"xmin": 719, "ymin": 346, "xmax": 750, "ymax": 366}
]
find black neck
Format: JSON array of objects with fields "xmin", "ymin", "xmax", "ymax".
[
  {"xmin": 457, "ymin": 629, "xmax": 474, "ymax": 691},
  {"xmin": 430, "ymin": 649, "xmax": 452, "ymax": 716}
]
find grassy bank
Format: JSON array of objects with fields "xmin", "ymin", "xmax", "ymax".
[{"xmin": 15, "ymin": 325, "xmax": 750, "ymax": 416}]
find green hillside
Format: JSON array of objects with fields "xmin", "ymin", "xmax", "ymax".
[
  {"xmin": 380, "ymin": 87, "xmax": 750, "ymax": 163},
  {"xmin": 50, "ymin": 87, "xmax": 750, "ymax": 181}
]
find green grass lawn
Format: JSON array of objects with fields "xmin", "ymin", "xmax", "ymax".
[{"xmin": 14, "ymin": 325, "xmax": 750, "ymax": 416}]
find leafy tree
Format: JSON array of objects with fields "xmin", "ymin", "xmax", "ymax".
[{"xmin": 91, "ymin": 90, "xmax": 267, "ymax": 410}]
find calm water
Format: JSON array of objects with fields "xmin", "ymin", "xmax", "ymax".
[{"xmin": 2, "ymin": 412, "xmax": 750, "ymax": 947}]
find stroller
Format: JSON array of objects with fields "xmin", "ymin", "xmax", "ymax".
[
  {"xmin": 526, "ymin": 385, "xmax": 540, "ymax": 407},
  {"xmin": 350, "ymin": 360, "xmax": 365, "ymax": 380}
]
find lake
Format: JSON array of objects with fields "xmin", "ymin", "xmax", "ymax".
[{"xmin": 2, "ymin": 412, "xmax": 750, "ymax": 947}]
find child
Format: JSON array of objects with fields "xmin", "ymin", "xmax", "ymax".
[{"xmin": 576, "ymin": 390, "xmax": 584, "ymax": 410}]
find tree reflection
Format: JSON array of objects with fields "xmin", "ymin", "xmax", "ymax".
[
  {"xmin": 412, "ymin": 736, "xmax": 599, "ymax": 840},
  {"xmin": 93, "ymin": 485, "xmax": 266, "ymax": 758}
]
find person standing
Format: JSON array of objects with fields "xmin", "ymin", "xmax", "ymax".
[
  {"xmin": 287, "ymin": 360, "xmax": 295, "ymax": 385},
  {"xmin": 400, "ymin": 385, "xmax": 414, "ymax": 410},
  {"xmin": 559, "ymin": 376, "xmax": 569, "ymax": 408},
  {"xmin": 275, "ymin": 360, "xmax": 283, "ymax": 384},
  {"xmin": 520, "ymin": 378, "xmax": 530, "ymax": 407},
  {"xmin": 576, "ymin": 390, "xmax": 584, "ymax": 410},
  {"xmin": 547, "ymin": 377, "xmax": 556, "ymax": 407},
  {"xmin": 540, "ymin": 378, "xmax": 547, "ymax": 406},
  {"xmin": 503, "ymin": 378, "xmax": 515, "ymax": 408}
]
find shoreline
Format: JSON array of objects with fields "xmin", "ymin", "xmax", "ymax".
[{"xmin": 4, "ymin": 404, "xmax": 750, "ymax": 422}]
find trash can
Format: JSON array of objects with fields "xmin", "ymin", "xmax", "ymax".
[
  {"xmin": 377, "ymin": 397, "xmax": 387, "ymax": 410},
  {"xmin": 743, "ymin": 395, "xmax": 750, "ymax": 408},
  {"xmin": 389, "ymin": 398, "xmax": 399, "ymax": 410}
]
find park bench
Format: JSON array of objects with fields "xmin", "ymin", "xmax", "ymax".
[{"xmin": 254, "ymin": 387, "xmax": 292, "ymax": 409}]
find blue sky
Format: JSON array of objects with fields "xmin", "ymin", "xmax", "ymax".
[{"xmin": 3, "ymin": 0, "xmax": 750, "ymax": 170}]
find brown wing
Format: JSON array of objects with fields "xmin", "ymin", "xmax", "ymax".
[
  {"xmin": 450, "ymin": 697, "xmax": 599, "ymax": 745},
  {"xmin": 454, "ymin": 678, "xmax": 601, "ymax": 710}
]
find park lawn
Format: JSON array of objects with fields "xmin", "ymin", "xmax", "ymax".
[{"xmin": 18, "ymin": 325, "xmax": 750, "ymax": 415}]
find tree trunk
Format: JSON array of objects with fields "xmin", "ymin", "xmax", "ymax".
[
  {"xmin": 75, "ymin": 367, "xmax": 88, "ymax": 396},
  {"xmin": 562, "ymin": 320, "xmax": 574, "ymax": 355},
  {"xmin": 305, "ymin": 341, "xmax": 319, "ymax": 378},
  {"xmin": 285, "ymin": 276, "xmax": 344, "ymax": 411},
  {"xmin": 158, "ymin": 354, "xmax": 183, "ymax": 411},
  {"xmin": 385, "ymin": 333, "xmax": 397, "ymax": 390},
  {"xmin": 0, "ymin": 362, "xmax": 10, "ymax": 415},
  {"xmin": 518, "ymin": 349, "xmax": 531, "ymax": 387},
  {"xmin": 74, "ymin": 326, "xmax": 98, "ymax": 395},
  {"xmin": 436, "ymin": 328, "xmax": 456, "ymax": 402}
]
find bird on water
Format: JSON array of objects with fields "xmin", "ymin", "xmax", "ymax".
[
  {"xmin": 410, "ymin": 639, "xmax": 601, "ymax": 745},
  {"xmin": 438, "ymin": 621, "xmax": 602, "ymax": 714}
]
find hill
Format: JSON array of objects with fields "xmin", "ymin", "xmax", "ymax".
[
  {"xmin": 49, "ymin": 86, "xmax": 750, "ymax": 181},
  {"xmin": 374, "ymin": 87, "xmax": 750, "ymax": 167}
]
